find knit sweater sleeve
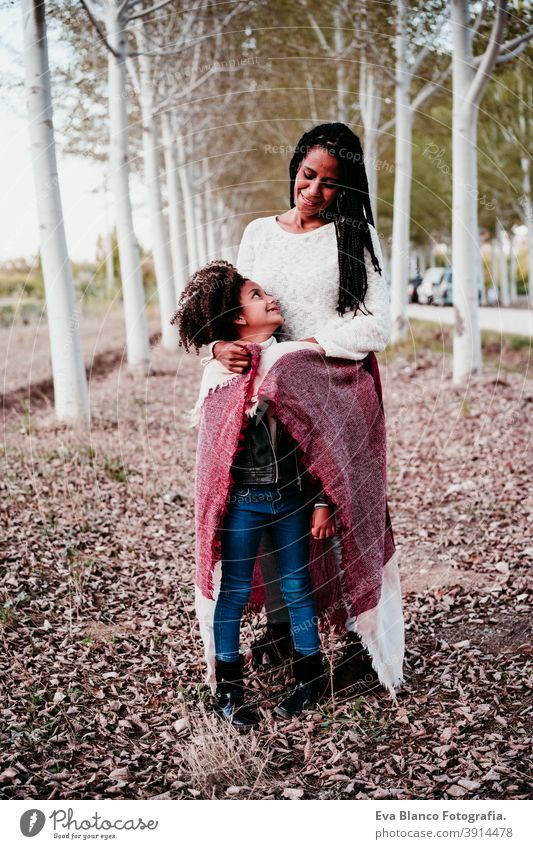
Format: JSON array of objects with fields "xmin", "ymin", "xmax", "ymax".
[
  {"xmin": 313, "ymin": 224, "xmax": 391, "ymax": 361},
  {"xmin": 236, "ymin": 220, "xmax": 256, "ymax": 279}
]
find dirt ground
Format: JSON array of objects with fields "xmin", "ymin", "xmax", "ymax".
[{"xmin": 1, "ymin": 326, "xmax": 531, "ymax": 800}]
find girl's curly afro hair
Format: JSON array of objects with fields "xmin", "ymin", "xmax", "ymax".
[{"xmin": 170, "ymin": 259, "xmax": 247, "ymax": 354}]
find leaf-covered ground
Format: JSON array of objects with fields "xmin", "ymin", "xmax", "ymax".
[{"xmin": 1, "ymin": 326, "xmax": 531, "ymax": 800}]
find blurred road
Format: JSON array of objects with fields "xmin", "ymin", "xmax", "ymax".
[{"xmin": 407, "ymin": 303, "xmax": 533, "ymax": 337}]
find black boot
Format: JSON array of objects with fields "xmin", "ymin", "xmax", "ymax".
[
  {"xmin": 214, "ymin": 656, "xmax": 260, "ymax": 730},
  {"xmin": 250, "ymin": 620, "xmax": 293, "ymax": 668},
  {"xmin": 331, "ymin": 633, "xmax": 382, "ymax": 695},
  {"xmin": 274, "ymin": 650, "xmax": 325, "ymax": 719}
]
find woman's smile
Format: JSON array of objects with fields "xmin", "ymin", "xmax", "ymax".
[{"xmin": 300, "ymin": 194, "xmax": 321, "ymax": 208}]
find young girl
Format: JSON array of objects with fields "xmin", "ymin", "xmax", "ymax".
[{"xmin": 172, "ymin": 260, "xmax": 336, "ymax": 729}]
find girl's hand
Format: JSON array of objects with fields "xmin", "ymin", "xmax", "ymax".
[
  {"xmin": 301, "ymin": 337, "xmax": 325, "ymax": 354},
  {"xmin": 213, "ymin": 341, "xmax": 252, "ymax": 373},
  {"xmin": 311, "ymin": 507, "xmax": 336, "ymax": 539}
]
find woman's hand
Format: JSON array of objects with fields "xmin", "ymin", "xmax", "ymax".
[
  {"xmin": 311, "ymin": 507, "xmax": 336, "ymax": 539},
  {"xmin": 213, "ymin": 341, "xmax": 252, "ymax": 373},
  {"xmin": 301, "ymin": 337, "xmax": 326, "ymax": 354}
]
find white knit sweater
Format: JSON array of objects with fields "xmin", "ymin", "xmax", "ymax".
[{"xmin": 206, "ymin": 215, "xmax": 391, "ymax": 362}]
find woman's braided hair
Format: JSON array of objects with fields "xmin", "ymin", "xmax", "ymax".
[
  {"xmin": 170, "ymin": 260, "xmax": 246, "ymax": 353},
  {"xmin": 289, "ymin": 122, "xmax": 381, "ymax": 317}
]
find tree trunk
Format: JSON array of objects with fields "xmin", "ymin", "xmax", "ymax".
[
  {"xmin": 491, "ymin": 238, "xmax": 499, "ymax": 297},
  {"xmin": 517, "ymin": 71, "xmax": 532, "ymax": 299},
  {"xmin": 176, "ymin": 131, "xmax": 198, "ymax": 271},
  {"xmin": 333, "ymin": 7, "xmax": 346, "ymax": 123},
  {"xmin": 498, "ymin": 220, "xmax": 510, "ymax": 306},
  {"xmin": 451, "ymin": 0, "xmax": 482, "ymax": 382},
  {"xmin": 106, "ymin": 2, "xmax": 151, "ymax": 372},
  {"xmin": 21, "ymin": 0, "xmax": 89, "ymax": 422},
  {"xmin": 217, "ymin": 195, "xmax": 231, "ymax": 261},
  {"xmin": 390, "ymin": 0, "xmax": 412, "ymax": 343},
  {"xmin": 509, "ymin": 233, "xmax": 517, "ymax": 302},
  {"xmin": 161, "ymin": 112, "xmax": 187, "ymax": 299},
  {"xmin": 203, "ymin": 158, "xmax": 217, "ymax": 261},
  {"xmin": 194, "ymin": 163, "xmax": 207, "ymax": 264},
  {"xmin": 477, "ymin": 233, "xmax": 486, "ymax": 306},
  {"xmin": 136, "ymin": 25, "xmax": 178, "ymax": 349},
  {"xmin": 520, "ymin": 155, "xmax": 533, "ymax": 298},
  {"xmin": 359, "ymin": 52, "xmax": 382, "ymax": 224},
  {"xmin": 102, "ymin": 173, "xmax": 115, "ymax": 296}
]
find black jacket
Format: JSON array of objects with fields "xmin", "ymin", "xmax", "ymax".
[{"xmin": 230, "ymin": 400, "xmax": 302, "ymax": 490}]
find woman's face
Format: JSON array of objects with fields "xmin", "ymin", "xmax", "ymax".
[
  {"xmin": 234, "ymin": 280, "xmax": 283, "ymax": 333},
  {"xmin": 294, "ymin": 146, "xmax": 341, "ymax": 218}
]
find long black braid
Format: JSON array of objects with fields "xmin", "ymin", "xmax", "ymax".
[{"xmin": 289, "ymin": 122, "xmax": 382, "ymax": 317}]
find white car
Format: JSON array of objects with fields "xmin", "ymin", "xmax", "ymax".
[
  {"xmin": 418, "ymin": 266, "xmax": 483, "ymax": 306},
  {"xmin": 417, "ymin": 267, "xmax": 446, "ymax": 304}
]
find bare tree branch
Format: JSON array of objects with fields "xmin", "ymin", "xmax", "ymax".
[
  {"xmin": 306, "ymin": 77, "xmax": 319, "ymax": 123},
  {"xmin": 411, "ymin": 61, "xmax": 452, "ymax": 113},
  {"xmin": 127, "ymin": 0, "xmax": 175, "ymax": 23},
  {"xmin": 366, "ymin": 39, "xmax": 397, "ymax": 84},
  {"xmin": 78, "ymin": 0, "xmax": 120, "ymax": 58},
  {"xmin": 467, "ymin": 0, "xmax": 509, "ymax": 110},
  {"xmin": 118, "ymin": 0, "xmax": 135, "ymax": 17},
  {"xmin": 472, "ymin": 0, "xmax": 489, "ymax": 37},
  {"xmin": 126, "ymin": 55, "xmax": 141, "ymax": 95},
  {"xmin": 496, "ymin": 39, "xmax": 530, "ymax": 63},
  {"xmin": 497, "ymin": 26, "xmax": 533, "ymax": 57},
  {"xmin": 154, "ymin": 66, "xmax": 218, "ymax": 112},
  {"xmin": 299, "ymin": 0, "xmax": 330, "ymax": 52}
]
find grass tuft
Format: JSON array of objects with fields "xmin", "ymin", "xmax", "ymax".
[{"xmin": 179, "ymin": 705, "xmax": 272, "ymax": 798}]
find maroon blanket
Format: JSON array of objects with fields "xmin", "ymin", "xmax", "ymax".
[{"xmin": 194, "ymin": 344, "xmax": 396, "ymax": 633}]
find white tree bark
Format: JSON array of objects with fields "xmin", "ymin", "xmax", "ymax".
[
  {"xmin": 102, "ymin": 172, "xmax": 115, "ymax": 296},
  {"xmin": 498, "ymin": 220, "xmax": 510, "ymax": 306},
  {"xmin": 390, "ymin": 0, "xmax": 412, "ymax": 343},
  {"xmin": 176, "ymin": 131, "xmax": 198, "ymax": 271},
  {"xmin": 203, "ymin": 158, "xmax": 217, "ymax": 261},
  {"xmin": 21, "ymin": 0, "xmax": 89, "ymax": 422},
  {"xmin": 135, "ymin": 22, "xmax": 178, "ymax": 350},
  {"xmin": 161, "ymin": 112, "xmax": 187, "ymax": 299},
  {"xmin": 491, "ymin": 237, "xmax": 499, "ymax": 298},
  {"xmin": 477, "ymin": 233, "xmax": 486, "ymax": 306},
  {"xmin": 518, "ymin": 78, "xmax": 533, "ymax": 295},
  {"xmin": 359, "ymin": 51, "xmax": 382, "ymax": 223},
  {"xmin": 333, "ymin": 5, "xmax": 347, "ymax": 123},
  {"xmin": 451, "ymin": 0, "xmax": 508, "ymax": 383},
  {"xmin": 106, "ymin": 1, "xmax": 151, "ymax": 372},
  {"xmin": 509, "ymin": 232, "xmax": 517, "ymax": 303},
  {"xmin": 521, "ymin": 167, "xmax": 533, "ymax": 297},
  {"xmin": 193, "ymin": 162, "xmax": 207, "ymax": 264},
  {"xmin": 217, "ymin": 195, "xmax": 232, "ymax": 261}
]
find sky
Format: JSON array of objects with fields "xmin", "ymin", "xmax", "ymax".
[{"xmin": 0, "ymin": 1, "xmax": 150, "ymax": 264}]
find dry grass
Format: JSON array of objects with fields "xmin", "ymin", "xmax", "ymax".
[{"xmin": 179, "ymin": 705, "xmax": 272, "ymax": 798}]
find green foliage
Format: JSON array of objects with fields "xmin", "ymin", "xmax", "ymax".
[
  {"xmin": 103, "ymin": 456, "xmax": 132, "ymax": 483},
  {"xmin": 0, "ymin": 257, "xmax": 44, "ymax": 300}
]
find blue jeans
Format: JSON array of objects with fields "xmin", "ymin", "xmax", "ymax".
[{"xmin": 214, "ymin": 484, "xmax": 320, "ymax": 662}]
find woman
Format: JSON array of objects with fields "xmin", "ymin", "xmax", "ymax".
[{"xmin": 203, "ymin": 122, "xmax": 395, "ymax": 691}]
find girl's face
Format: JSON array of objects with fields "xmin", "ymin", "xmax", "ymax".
[
  {"xmin": 294, "ymin": 146, "xmax": 341, "ymax": 218},
  {"xmin": 234, "ymin": 280, "xmax": 283, "ymax": 334}
]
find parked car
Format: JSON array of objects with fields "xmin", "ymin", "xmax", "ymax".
[
  {"xmin": 418, "ymin": 266, "xmax": 483, "ymax": 306},
  {"xmin": 417, "ymin": 267, "xmax": 446, "ymax": 304},
  {"xmin": 408, "ymin": 274, "xmax": 423, "ymax": 303},
  {"xmin": 433, "ymin": 268, "xmax": 483, "ymax": 306},
  {"xmin": 433, "ymin": 267, "xmax": 453, "ymax": 305}
]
